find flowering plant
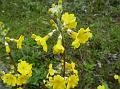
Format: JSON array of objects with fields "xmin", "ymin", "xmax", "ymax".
[
  {"xmin": 0, "ymin": 0, "xmax": 93, "ymax": 89},
  {"xmin": 31, "ymin": 0, "xmax": 92, "ymax": 89}
]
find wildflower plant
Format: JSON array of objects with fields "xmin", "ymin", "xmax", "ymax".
[
  {"xmin": 45, "ymin": 61, "xmax": 79, "ymax": 89},
  {"xmin": 0, "ymin": 22, "xmax": 32, "ymax": 89},
  {"xmin": 0, "ymin": 0, "xmax": 92, "ymax": 89},
  {"xmin": 1, "ymin": 60, "xmax": 32, "ymax": 89},
  {"xmin": 31, "ymin": 0, "xmax": 92, "ymax": 89},
  {"xmin": 0, "ymin": 21, "xmax": 25, "ymax": 54}
]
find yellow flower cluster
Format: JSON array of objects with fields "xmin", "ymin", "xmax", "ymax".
[
  {"xmin": 32, "ymin": 32, "xmax": 65, "ymax": 54},
  {"xmin": 0, "ymin": 22, "xmax": 25, "ymax": 54},
  {"xmin": 45, "ymin": 61, "xmax": 79, "ymax": 89},
  {"xmin": 1, "ymin": 60, "xmax": 32, "ymax": 88},
  {"xmin": 32, "ymin": 0, "xmax": 92, "ymax": 54}
]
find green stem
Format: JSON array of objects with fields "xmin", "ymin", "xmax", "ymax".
[
  {"xmin": 9, "ymin": 53, "xmax": 17, "ymax": 72},
  {"xmin": 20, "ymin": 48, "xmax": 26, "ymax": 58}
]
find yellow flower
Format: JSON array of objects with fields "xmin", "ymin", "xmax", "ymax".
[
  {"xmin": 61, "ymin": 12, "xmax": 77, "ymax": 29},
  {"xmin": 5, "ymin": 45, "xmax": 10, "ymax": 53},
  {"xmin": 53, "ymin": 38, "xmax": 64, "ymax": 54},
  {"xmin": 32, "ymin": 34, "xmax": 49, "ymax": 52},
  {"xmin": 49, "ymin": 64, "xmax": 55, "ymax": 76},
  {"xmin": 69, "ymin": 31, "xmax": 77, "ymax": 40},
  {"xmin": 114, "ymin": 74, "xmax": 119, "ymax": 80},
  {"xmin": 97, "ymin": 85, "xmax": 105, "ymax": 89},
  {"xmin": 66, "ymin": 75, "xmax": 79, "ymax": 89},
  {"xmin": 61, "ymin": 61, "xmax": 78, "ymax": 75},
  {"xmin": 72, "ymin": 38, "xmax": 80, "ymax": 48},
  {"xmin": 27, "ymin": 70, "xmax": 32, "ymax": 77},
  {"xmin": 31, "ymin": 34, "xmax": 37, "ymax": 39},
  {"xmin": 17, "ymin": 61, "xmax": 32, "ymax": 75},
  {"xmin": 71, "ymin": 62, "xmax": 78, "ymax": 75},
  {"xmin": 17, "ymin": 75, "xmax": 28, "ymax": 85},
  {"xmin": 1, "ymin": 73, "xmax": 16, "ymax": 86},
  {"xmin": 51, "ymin": 75, "xmax": 66, "ymax": 89},
  {"xmin": 77, "ymin": 28, "xmax": 92, "ymax": 43},
  {"xmin": 17, "ymin": 87, "xmax": 23, "ymax": 89},
  {"xmin": 14, "ymin": 35, "xmax": 24, "ymax": 49},
  {"xmin": 65, "ymin": 62, "xmax": 72, "ymax": 70},
  {"xmin": 72, "ymin": 27, "xmax": 92, "ymax": 49}
]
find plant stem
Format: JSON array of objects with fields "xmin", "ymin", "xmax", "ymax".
[
  {"xmin": 20, "ymin": 48, "xmax": 26, "ymax": 58},
  {"xmin": 61, "ymin": 31, "xmax": 66, "ymax": 77},
  {"xmin": 9, "ymin": 53, "xmax": 17, "ymax": 72}
]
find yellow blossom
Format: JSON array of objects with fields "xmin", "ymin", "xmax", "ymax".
[
  {"xmin": 53, "ymin": 38, "xmax": 64, "ymax": 54},
  {"xmin": 49, "ymin": 64, "xmax": 55, "ymax": 76},
  {"xmin": 31, "ymin": 34, "xmax": 37, "ymax": 39},
  {"xmin": 66, "ymin": 75, "xmax": 79, "ymax": 89},
  {"xmin": 17, "ymin": 75, "xmax": 28, "ymax": 85},
  {"xmin": 69, "ymin": 31, "xmax": 77, "ymax": 40},
  {"xmin": 61, "ymin": 12, "xmax": 77, "ymax": 29},
  {"xmin": 5, "ymin": 45, "xmax": 10, "ymax": 53},
  {"xmin": 65, "ymin": 62, "xmax": 72, "ymax": 70},
  {"xmin": 77, "ymin": 28, "xmax": 92, "ymax": 43},
  {"xmin": 51, "ymin": 75, "xmax": 66, "ymax": 89},
  {"xmin": 71, "ymin": 62, "xmax": 78, "ymax": 75},
  {"xmin": 72, "ymin": 27, "xmax": 92, "ymax": 49},
  {"xmin": 97, "ymin": 85, "xmax": 105, "ymax": 89},
  {"xmin": 27, "ymin": 70, "xmax": 32, "ymax": 77},
  {"xmin": 114, "ymin": 74, "xmax": 119, "ymax": 80},
  {"xmin": 61, "ymin": 61, "xmax": 78, "ymax": 74},
  {"xmin": 72, "ymin": 38, "xmax": 80, "ymax": 48},
  {"xmin": 14, "ymin": 35, "xmax": 24, "ymax": 49},
  {"xmin": 32, "ymin": 34, "xmax": 49, "ymax": 52},
  {"xmin": 1, "ymin": 73, "xmax": 16, "ymax": 86},
  {"xmin": 17, "ymin": 61, "xmax": 32, "ymax": 75}
]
